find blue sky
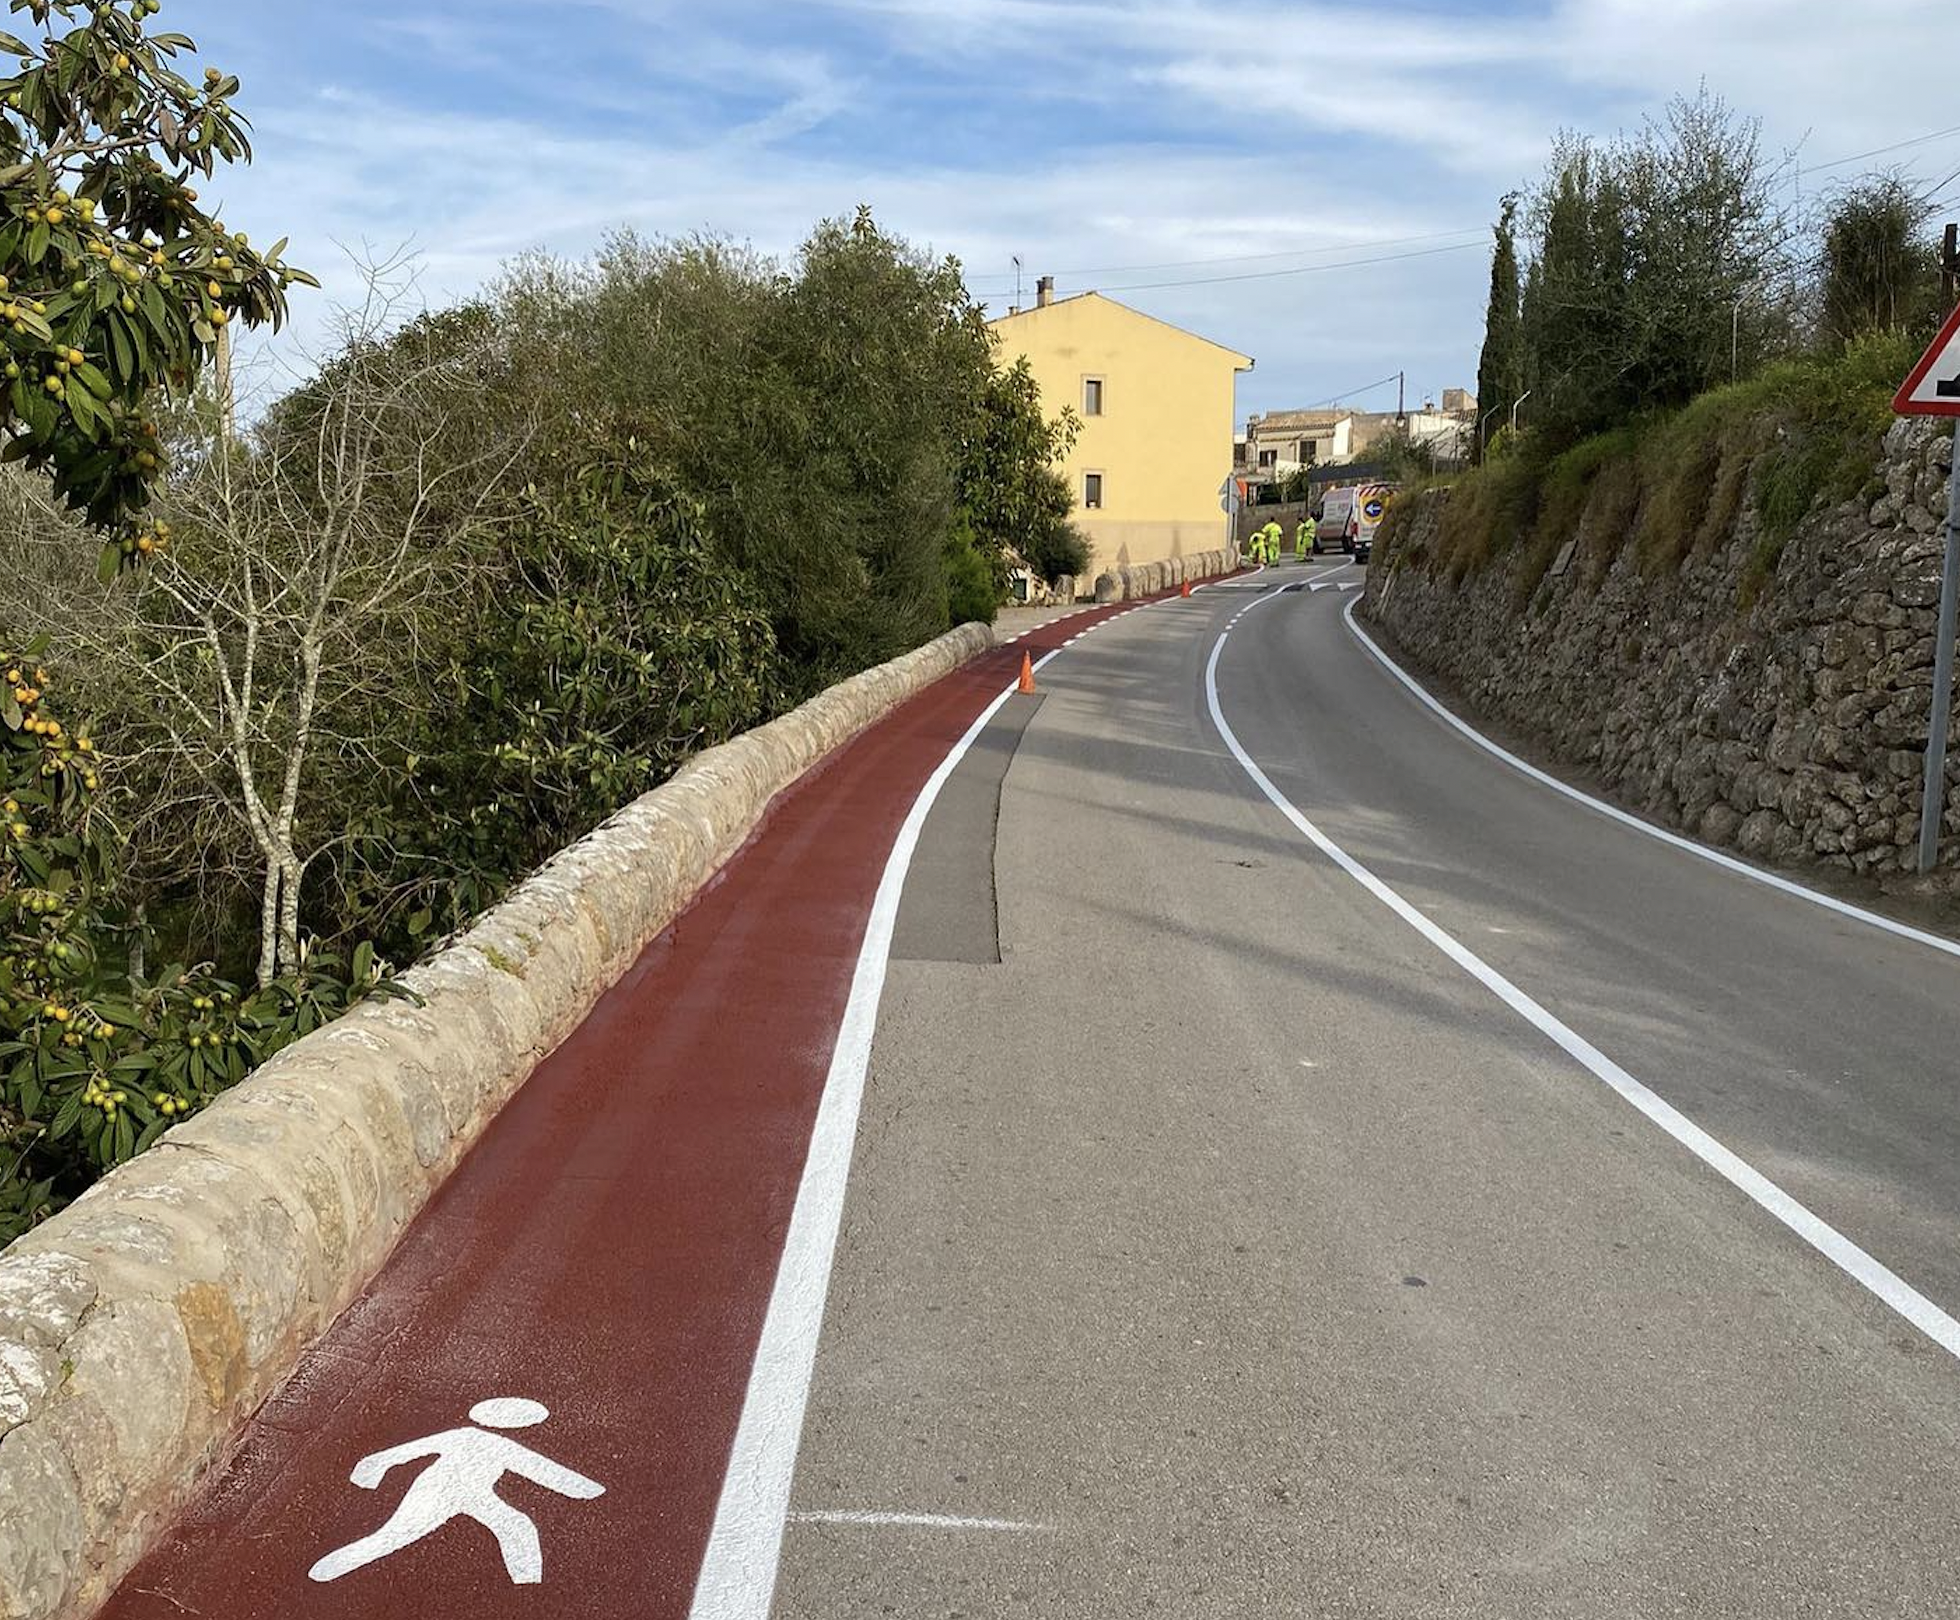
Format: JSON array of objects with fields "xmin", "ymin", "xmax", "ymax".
[{"xmin": 178, "ymin": 0, "xmax": 1960, "ymax": 421}]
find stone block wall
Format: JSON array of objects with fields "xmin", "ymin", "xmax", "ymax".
[{"xmin": 1362, "ymin": 419, "xmax": 1959, "ymax": 883}]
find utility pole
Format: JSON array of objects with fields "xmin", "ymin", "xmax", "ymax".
[
  {"xmin": 1943, "ymin": 224, "xmax": 1958, "ymax": 311},
  {"xmin": 1396, "ymin": 370, "xmax": 1406, "ymax": 428}
]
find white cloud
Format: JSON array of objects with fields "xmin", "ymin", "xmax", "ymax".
[{"xmin": 191, "ymin": 0, "xmax": 1958, "ymax": 418}]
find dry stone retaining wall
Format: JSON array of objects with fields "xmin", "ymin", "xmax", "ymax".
[
  {"xmin": 0, "ymin": 621, "xmax": 996, "ymax": 1620},
  {"xmin": 1362, "ymin": 419, "xmax": 1959, "ymax": 883}
]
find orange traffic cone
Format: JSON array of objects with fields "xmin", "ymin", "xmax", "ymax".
[
  {"xmin": 1180, "ymin": 580, "xmax": 1192, "ymax": 598},
  {"xmin": 1017, "ymin": 651, "xmax": 1037, "ymax": 694}
]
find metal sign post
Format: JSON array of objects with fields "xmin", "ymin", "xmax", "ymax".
[
  {"xmin": 1895, "ymin": 293, "xmax": 1960, "ymax": 873},
  {"xmin": 1920, "ymin": 429, "xmax": 1960, "ymax": 875}
]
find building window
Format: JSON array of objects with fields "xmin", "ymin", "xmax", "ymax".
[
  {"xmin": 1083, "ymin": 376, "xmax": 1104, "ymax": 416},
  {"xmin": 1083, "ymin": 472, "xmax": 1104, "ymax": 510},
  {"xmin": 1258, "ymin": 449, "xmax": 1276, "ymax": 469}
]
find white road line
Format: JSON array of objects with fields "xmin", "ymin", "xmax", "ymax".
[
  {"xmin": 788, "ymin": 1510, "xmax": 1052, "ymax": 1533},
  {"xmin": 688, "ymin": 604, "xmax": 1149, "ymax": 1620},
  {"xmin": 1207, "ymin": 601, "xmax": 1960, "ymax": 1364},
  {"xmin": 1341, "ymin": 596, "xmax": 1960, "ymax": 963}
]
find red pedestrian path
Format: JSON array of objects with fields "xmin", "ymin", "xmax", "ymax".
[{"xmin": 94, "ymin": 600, "xmax": 1168, "ymax": 1620}]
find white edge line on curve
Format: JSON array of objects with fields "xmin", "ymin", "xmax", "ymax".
[
  {"xmin": 1209, "ymin": 591, "xmax": 1960, "ymax": 1363},
  {"xmin": 1338, "ymin": 595, "xmax": 1960, "ymax": 963}
]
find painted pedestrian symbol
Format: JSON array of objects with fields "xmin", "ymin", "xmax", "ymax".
[{"xmin": 308, "ymin": 1398, "xmax": 604, "ymax": 1586}]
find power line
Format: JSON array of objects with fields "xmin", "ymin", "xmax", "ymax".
[
  {"xmin": 1799, "ymin": 124, "xmax": 1960, "ymax": 177},
  {"xmin": 973, "ymin": 237, "xmax": 1485, "ymax": 301},
  {"xmin": 974, "ymin": 127, "xmax": 1960, "ymax": 306},
  {"xmin": 1015, "ymin": 225, "xmax": 1488, "ymax": 284},
  {"xmin": 1916, "ymin": 162, "xmax": 1960, "ymax": 206},
  {"xmin": 1246, "ymin": 375, "xmax": 1406, "ymax": 430}
]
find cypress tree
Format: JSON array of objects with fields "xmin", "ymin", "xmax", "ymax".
[{"xmin": 1475, "ymin": 193, "xmax": 1523, "ymax": 461}]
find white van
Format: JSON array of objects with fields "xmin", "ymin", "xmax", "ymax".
[{"xmin": 1314, "ymin": 483, "xmax": 1395, "ymax": 554}]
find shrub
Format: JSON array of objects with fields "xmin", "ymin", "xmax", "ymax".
[
  {"xmin": 1022, "ymin": 505, "xmax": 1091, "ymax": 583},
  {"xmin": 0, "ymin": 643, "xmax": 399, "ymax": 1239},
  {"xmin": 944, "ymin": 517, "xmax": 1000, "ymax": 626}
]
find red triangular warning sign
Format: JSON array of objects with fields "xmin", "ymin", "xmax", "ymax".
[{"xmin": 1894, "ymin": 302, "xmax": 1960, "ymax": 418}]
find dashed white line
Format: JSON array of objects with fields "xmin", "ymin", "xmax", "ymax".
[
  {"xmin": 1209, "ymin": 594, "xmax": 1960, "ymax": 1365},
  {"xmin": 788, "ymin": 1510, "xmax": 1053, "ymax": 1533}
]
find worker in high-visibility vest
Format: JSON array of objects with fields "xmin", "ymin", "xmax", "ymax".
[
  {"xmin": 1295, "ymin": 517, "xmax": 1314, "ymax": 559},
  {"xmin": 1242, "ymin": 527, "xmax": 1263, "ymax": 567},
  {"xmin": 1261, "ymin": 521, "xmax": 1281, "ymax": 563}
]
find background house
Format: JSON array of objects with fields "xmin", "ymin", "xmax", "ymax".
[
  {"xmin": 991, "ymin": 281, "xmax": 1253, "ymax": 581},
  {"xmin": 1240, "ymin": 388, "xmax": 1480, "ymax": 491},
  {"xmin": 1242, "ymin": 409, "xmax": 1355, "ymax": 479}
]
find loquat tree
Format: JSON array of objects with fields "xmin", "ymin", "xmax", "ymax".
[{"xmin": 0, "ymin": 0, "xmax": 311, "ymax": 545}]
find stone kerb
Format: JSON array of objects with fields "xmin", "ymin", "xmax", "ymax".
[{"xmin": 0, "ymin": 620, "xmax": 995, "ymax": 1620}]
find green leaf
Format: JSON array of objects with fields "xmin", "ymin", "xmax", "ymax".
[
  {"xmin": 18, "ymin": 384, "xmax": 52, "ymax": 440},
  {"xmin": 95, "ymin": 539, "xmax": 118, "ymax": 585},
  {"xmin": 138, "ymin": 276, "xmax": 167, "ymax": 333},
  {"xmin": 64, "ymin": 376, "xmax": 100, "ymax": 437},
  {"xmin": 74, "ymin": 361, "xmax": 111, "ymax": 402},
  {"xmin": 24, "ymin": 220, "xmax": 46, "ymax": 264},
  {"xmin": 107, "ymin": 314, "xmax": 132, "ymax": 382},
  {"xmin": 49, "ymin": 1087, "xmax": 82, "ymax": 1137}
]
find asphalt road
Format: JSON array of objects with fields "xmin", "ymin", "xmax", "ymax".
[{"xmin": 772, "ymin": 560, "xmax": 1960, "ymax": 1617}]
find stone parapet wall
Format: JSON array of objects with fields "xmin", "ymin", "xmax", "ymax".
[
  {"xmin": 0, "ymin": 621, "xmax": 996, "ymax": 1620},
  {"xmin": 1362, "ymin": 419, "xmax": 1958, "ymax": 882},
  {"xmin": 1091, "ymin": 549, "xmax": 1234, "ymax": 604}
]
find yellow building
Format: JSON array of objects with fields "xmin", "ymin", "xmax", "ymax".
[{"xmin": 990, "ymin": 284, "xmax": 1253, "ymax": 581}]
